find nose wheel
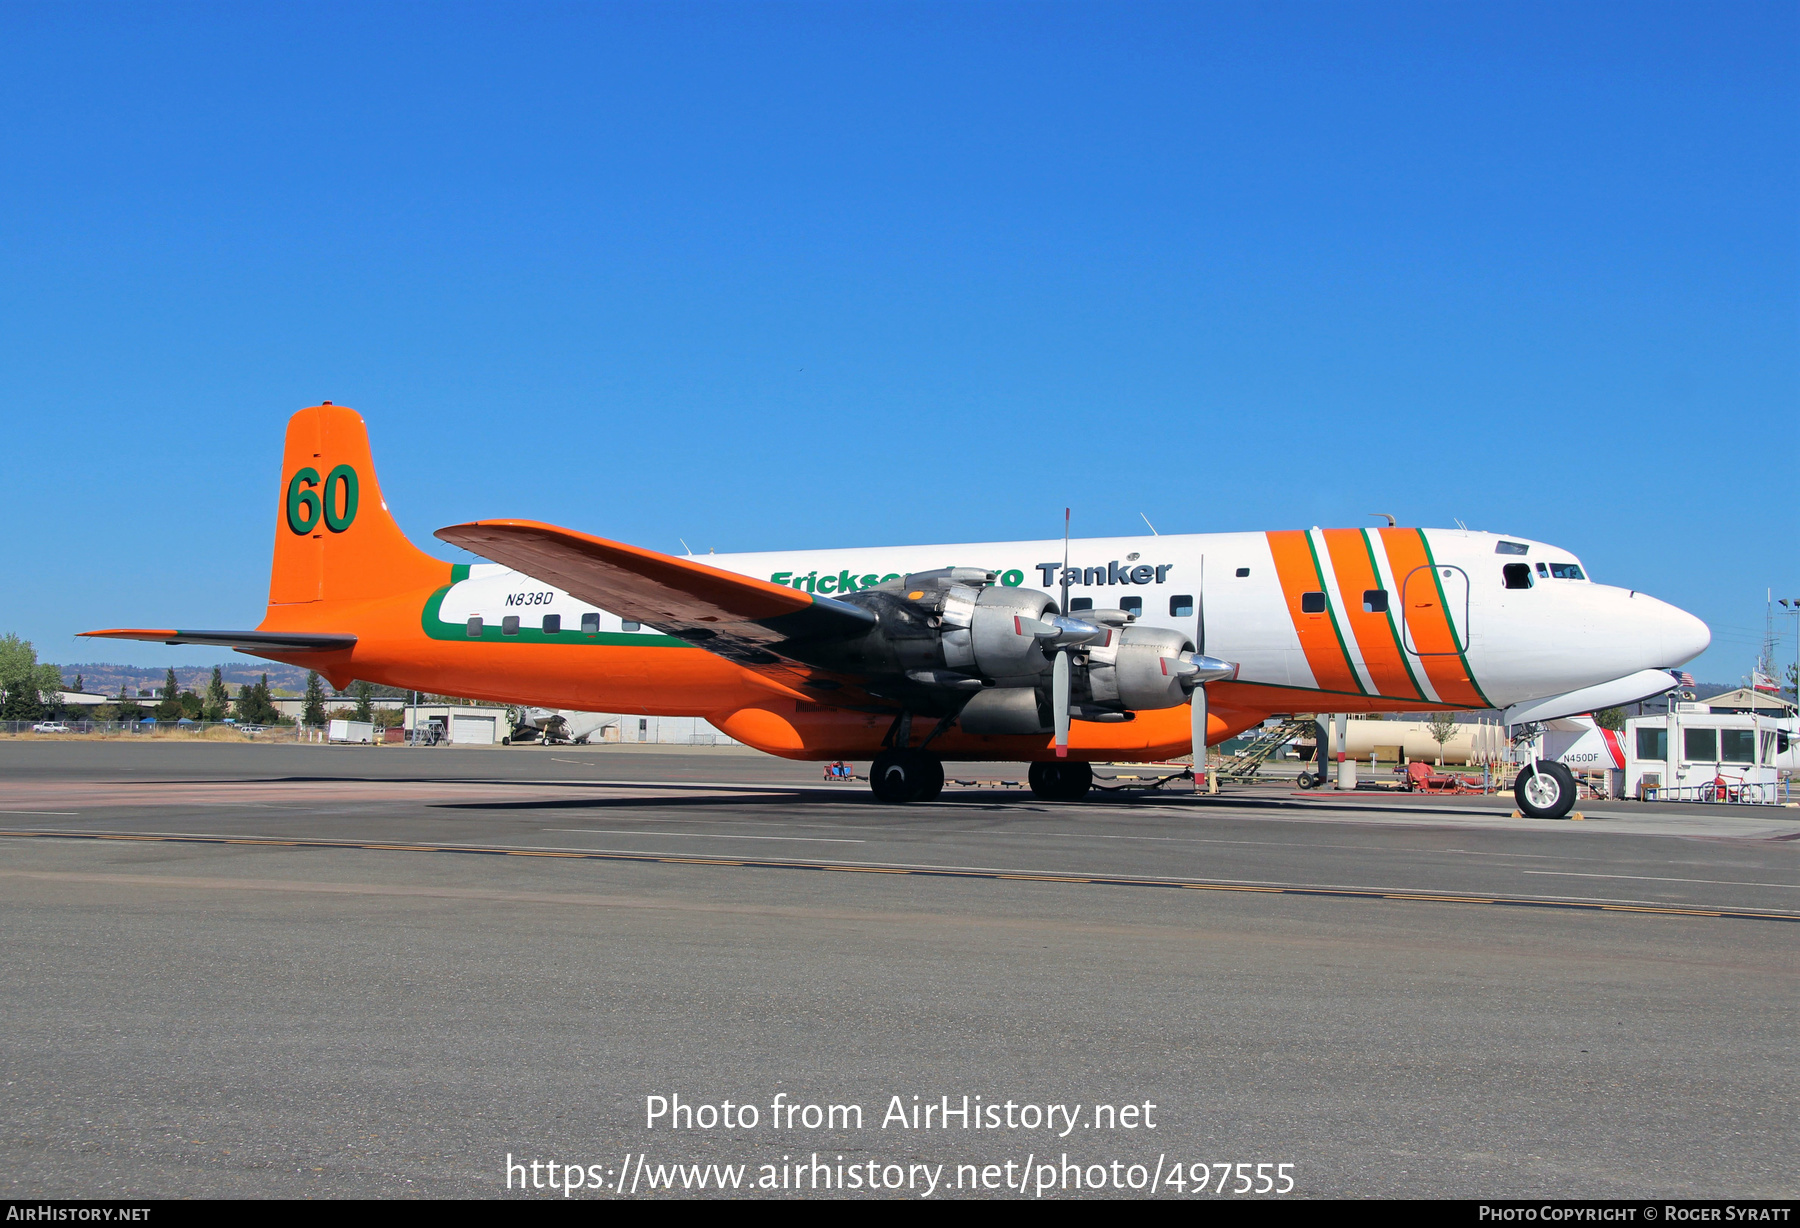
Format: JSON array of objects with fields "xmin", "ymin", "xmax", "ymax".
[
  {"xmin": 869, "ymin": 749, "xmax": 945, "ymax": 803},
  {"xmin": 1514, "ymin": 760, "xmax": 1577, "ymax": 819}
]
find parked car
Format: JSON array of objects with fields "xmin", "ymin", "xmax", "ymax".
[{"xmin": 30, "ymin": 722, "xmax": 70, "ymax": 733}]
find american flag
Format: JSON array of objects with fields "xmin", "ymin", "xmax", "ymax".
[{"xmin": 1677, "ymin": 671, "xmax": 1695, "ymax": 687}]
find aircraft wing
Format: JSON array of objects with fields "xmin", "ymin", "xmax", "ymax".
[
  {"xmin": 81, "ymin": 629, "xmax": 357, "ymax": 653},
  {"xmin": 434, "ymin": 519, "xmax": 881, "ymax": 702}
]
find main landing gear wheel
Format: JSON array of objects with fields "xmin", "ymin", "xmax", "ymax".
[
  {"xmin": 1028, "ymin": 761, "xmax": 1093, "ymax": 802},
  {"xmin": 1515, "ymin": 761, "xmax": 1577, "ymax": 819},
  {"xmin": 869, "ymin": 750, "xmax": 944, "ymax": 804}
]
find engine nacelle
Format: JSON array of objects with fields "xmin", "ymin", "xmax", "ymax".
[
  {"xmin": 939, "ymin": 582, "xmax": 1059, "ymax": 686},
  {"xmin": 791, "ymin": 570, "xmax": 1206, "ymax": 724},
  {"xmin": 811, "ymin": 570, "xmax": 1058, "ymax": 688},
  {"xmin": 958, "ymin": 687, "xmax": 1052, "ymax": 735},
  {"xmin": 1084, "ymin": 624, "xmax": 1194, "ymax": 712}
]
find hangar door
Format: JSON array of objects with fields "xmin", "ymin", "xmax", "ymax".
[{"xmin": 451, "ymin": 715, "xmax": 496, "ymax": 745}]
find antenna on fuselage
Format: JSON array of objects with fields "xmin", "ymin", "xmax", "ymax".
[
  {"xmin": 1369, "ymin": 512, "xmax": 1396, "ymax": 527},
  {"xmin": 1140, "ymin": 512, "xmax": 1159, "ymax": 535},
  {"xmin": 679, "ymin": 539, "xmax": 694, "ymax": 557}
]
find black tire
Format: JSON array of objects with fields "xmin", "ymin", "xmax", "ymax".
[
  {"xmin": 1515, "ymin": 761, "xmax": 1577, "ymax": 819},
  {"xmin": 912, "ymin": 755, "xmax": 945, "ymax": 802},
  {"xmin": 1028, "ymin": 760, "xmax": 1093, "ymax": 801},
  {"xmin": 501, "ymin": 736, "xmax": 510, "ymax": 745},
  {"xmin": 870, "ymin": 750, "xmax": 921, "ymax": 804},
  {"xmin": 1296, "ymin": 771, "xmax": 1316, "ymax": 790}
]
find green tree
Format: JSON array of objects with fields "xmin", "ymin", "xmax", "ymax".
[
  {"xmin": 235, "ymin": 675, "xmax": 282, "ymax": 725},
  {"xmin": 351, "ymin": 680, "xmax": 375, "ymax": 723},
  {"xmin": 204, "ymin": 666, "xmax": 229, "ymax": 721},
  {"xmin": 0, "ymin": 634, "xmax": 59, "ymax": 721},
  {"xmin": 1594, "ymin": 708, "xmax": 1626, "ymax": 732},
  {"xmin": 72, "ymin": 673, "xmax": 83, "ymax": 693},
  {"xmin": 302, "ymin": 671, "xmax": 328, "ymax": 726},
  {"xmin": 116, "ymin": 683, "xmax": 145, "ymax": 723},
  {"xmin": 154, "ymin": 667, "xmax": 183, "ymax": 720},
  {"xmin": 1426, "ymin": 712, "xmax": 1460, "ymax": 765}
]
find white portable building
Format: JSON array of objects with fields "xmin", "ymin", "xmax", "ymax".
[{"xmin": 1623, "ymin": 710, "xmax": 1793, "ymax": 803}]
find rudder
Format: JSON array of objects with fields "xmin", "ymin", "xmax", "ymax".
[{"xmin": 269, "ymin": 404, "xmax": 450, "ymax": 607}]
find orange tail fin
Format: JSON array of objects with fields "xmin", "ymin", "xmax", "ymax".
[{"xmin": 268, "ymin": 404, "xmax": 450, "ymax": 608}]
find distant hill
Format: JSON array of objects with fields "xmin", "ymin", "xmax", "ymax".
[{"xmin": 55, "ymin": 662, "xmax": 319, "ymax": 698}]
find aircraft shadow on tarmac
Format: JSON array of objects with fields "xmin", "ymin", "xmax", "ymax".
[{"xmin": 425, "ymin": 791, "xmax": 1057, "ymax": 813}]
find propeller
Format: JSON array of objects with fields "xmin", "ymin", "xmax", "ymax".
[
  {"xmin": 1163, "ymin": 652, "xmax": 1237, "ymax": 789},
  {"xmin": 1190, "ymin": 682, "xmax": 1208, "ymax": 785},
  {"xmin": 1054, "ymin": 509, "xmax": 1073, "ymax": 757},
  {"xmin": 1053, "ymin": 648, "xmax": 1072, "ymax": 758}
]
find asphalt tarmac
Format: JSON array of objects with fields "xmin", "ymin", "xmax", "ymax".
[{"xmin": 1, "ymin": 740, "xmax": 1795, "ymax": 1199}]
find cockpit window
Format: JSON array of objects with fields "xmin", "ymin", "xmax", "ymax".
[
  {"xmin": 1503, "ymin": 563, "xmax": 1533, "ymax": 590},
  {"xmin": 1548, "ymin": 562, "xmax": 1585, "ymax": 580},
  {"xmin": 1495, "ymin": 541, "xmax": 1529, "ymax": 555}
]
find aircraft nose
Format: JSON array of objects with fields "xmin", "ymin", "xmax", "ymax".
[
  {"xmin": 1663, "ymin": 604, "xmax": 1711, "ymax": 667},
  {"xmin": 1631, "ymin": 592, "xmax": 1710, "ymax": 668}
]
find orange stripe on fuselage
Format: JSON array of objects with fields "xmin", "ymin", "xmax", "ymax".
[
  {"xmin": 1266, "ymin": 530, "xmax": 1363, "ymax": 696},
  {"xmin": 1321, "ymin": 529, "xmax": 1425, "ymax": 702},
  {"xmin": 1376, "ymin": 527, "xmax": 1486, "ymax": 707}
]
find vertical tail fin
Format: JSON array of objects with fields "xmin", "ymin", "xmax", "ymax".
[{"xmin": 269, "ymin": 404, "xmax": 450, "ymax": 608}]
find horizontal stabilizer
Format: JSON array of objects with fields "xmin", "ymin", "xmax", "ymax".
[{"xmin": 81, "ymin": 629, "xmax": 357, "ymax": 653}]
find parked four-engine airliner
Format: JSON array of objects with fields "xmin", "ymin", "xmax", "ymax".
[{"xmin": 85, "ymin": 405, "xmax": 1709, "ymax": 816}]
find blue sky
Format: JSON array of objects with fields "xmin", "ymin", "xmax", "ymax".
[{"xmin": 2, "ymin": 1, "xmax": 1794, "ymax": 685}]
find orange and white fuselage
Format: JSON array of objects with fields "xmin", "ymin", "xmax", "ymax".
[{"xmin": 86, "ymin": 405, "xmax": 1711, "ymax": 762}]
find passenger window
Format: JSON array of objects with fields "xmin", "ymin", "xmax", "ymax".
[
  {"xmin": 542, "ymin": 614, "xmax": 561, "ymax": 634},
  {"xmin": 1362, "ymin": 589, "xmax": 1388, "ymax": 614},
  {"xmin": 1635, "ymin": 727, "xmax": 1666, "ymax": 760},
  {"xmin": 1070, "ymin": 598, "xmax": 1094, "ymax": 612},
  {"xmin": 1683, "ymin": 728, "xmax": 1716, "ymax": 761},
  {"xmin": 1235, "ymin": 567, "xmax": 1250, "ymax": 578},
  {"xmin": 1549, "ymin": 563, "xmax": 1585, "ymax": 580},
  {"xmin": 1720, "ymin": 729, "xmax": 1755, "ymax": 764},
  {"xmin": 580, "ymin": 613, "xmax": 599, "ymax": 634},
  {"xmin": 622, "ymin": 620, "xmax": 641, "ymax": 632},
  {"xmin": 502, "ymin": 616, "xmax": 520, "ymax": 636},
  {"xmin": 465, "ymin": 616, "xmax": 483, "ymax": 638},
  {"xmin": 1300, "ymin": 591, "xmax": 1326, "ymax": 613},
  {"xmin": 1503, "ymin": 564, "xmax": 1533, "ymax": 590},
  {"xmin": 1119, "ymin": 596, "xmax": 1143, "ymax": 616},
  {"xmin": 1169, "ymin": 595, "xmax": 1194, "ymax": 617}
]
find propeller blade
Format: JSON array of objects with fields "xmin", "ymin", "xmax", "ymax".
[
  {"xmin": 1053, "ymin": 650, "xmax": 1071, "ymax": 758},
  {"xmin": 1191, "ymin": 682, "xmax": 1208, "ymax": 790}
]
